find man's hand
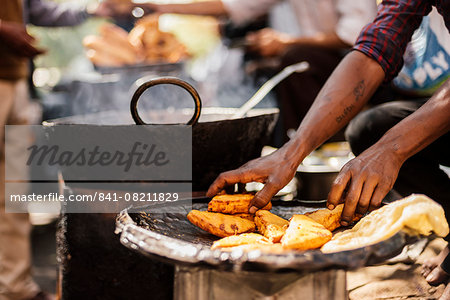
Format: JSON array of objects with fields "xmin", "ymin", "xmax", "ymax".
[
  {"xmin": 327, "ymin": 145, "xmax": 404, "ymax": 226},
  {"xmin": 207, "ymin": 145, "xmax": 300, "ymax": 213},
  {"xmin": 328, "ymin": 78, "xmax": 450, "ymax": 226},
  {"xmin": 246, "ymin": 28, "xmax": 294, "ymax": 57},
  {"xmin": 0, "ymin": 21, "xmax": 45, "ymax": 57}
]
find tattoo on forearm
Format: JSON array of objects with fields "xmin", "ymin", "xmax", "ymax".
[
  {"xmin": 336, "ymin": 104, "xmax": 355, "ymax": 123},
  {"xmin": 353, "ymin": 80, "xmax": 365, "ymax": 102},
  {"xmin": 335, "ymin": 80, "xmax": 366, "ymax": 124}
]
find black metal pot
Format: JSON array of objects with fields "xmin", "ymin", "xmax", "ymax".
[{"xmin": 46, "ymin": 77, "xmax": 279, "ymax": 191}]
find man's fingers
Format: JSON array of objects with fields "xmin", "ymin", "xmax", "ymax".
[
  {"xmin": 206, "ymin": 171, "xmax": 237, "ymax": 197},
  {"xmin": 327, "ymin": 171, "xmax": 351, "ymax": 210},
  {"xmin": 368, "ymin": 183, "xmax": 389, "ymax": 212},
  {"xmin": 356, "ymin": 177, "xmax": 378, "ymax": 215},
  {"xmin": 340, "ymin": 176, "xmax": 364, "ymax": 226},
  {"xmin": 248, "ymin": 182, "xmax": 277, "ymax": 213},
  {"xmin": 206, "ymin": 169, "xmax": 259, "ymax": 197}
]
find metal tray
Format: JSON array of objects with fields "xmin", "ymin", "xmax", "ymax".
[{"xmin": 115, "ymin": 200, "xmax": 429, "ymax": 273}]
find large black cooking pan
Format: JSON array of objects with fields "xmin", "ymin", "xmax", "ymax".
[
  {"xmin": 115, "ymin": 200, "xmax": 430, "ymax": 272},
  {"xmin": 45, "ymin": 77, "xmax": 278, "ymax": 190}
]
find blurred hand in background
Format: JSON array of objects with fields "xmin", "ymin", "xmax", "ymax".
[
  {"xmin": 0, "ymin": 21, "xmax": 46, "ymax": 57},
  {"xmin": 246, "ymin": 28, "xmax": 294, "ymax": 57}
]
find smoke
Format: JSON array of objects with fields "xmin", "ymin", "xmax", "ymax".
[{"xmin": 57, "ymin": 41, "xmax": 276, "ymax": 125}]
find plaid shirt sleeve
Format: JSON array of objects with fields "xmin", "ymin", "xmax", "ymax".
[{"xmin": 353, "ymin": 0, "xmax": 433, "ymax": 82}]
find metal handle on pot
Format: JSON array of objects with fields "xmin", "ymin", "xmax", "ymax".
[{"xmin": 130, "ymin": 77, "xmax": 202, "ymax": 126}]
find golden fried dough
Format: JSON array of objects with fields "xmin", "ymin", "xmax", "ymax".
[
  {"xmin": 85, "ymin": 49, "xmax": 123, "ymax": 67},
  {"xmin": 128, "ymin": 15, "xmax": 188, "ymax": 63},
  {"xmin": 187, "ymin": 210, "xmax": 255, "ymax": 238},
  {"xmin": 208, "ymin": 194, "xmax": 272, "ymax": 214},
  {"xmin": 305, "ymin": 205, "xmax": 362, "ymax": 231},
  {"xmin": 84, "ymin": 15, "xmax": 187, "ymax": 67},
  {"xmin": 255, "ymin": 210, "xmax": 289, "ymax": 242},
  {"xmin": 304, "ymin": 204, "xmax": 344, "ymax": 231},
  {"xmin": 281, "ymin": 215, "xmax": 332, "ymax": 250},
  {"xmin": 99, "ymin": 24, "xmax": 137, "ymax": 56},
  {"xmin": 234, "ymin": 213, "xmax": 254, "ymax": 221},
  {"xmin": 211, "ymin": 233, "xmax": 271, "ymax": 250}
]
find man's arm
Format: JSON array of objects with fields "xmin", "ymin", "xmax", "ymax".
[
  {"xmin": 142, "ymin": 1, "xmax": 228, "ymax": 16},
  {"xmin": 328, "ymin": 78, "xmax": 450, "ymax": 225},
  {"xmin": 27, "ymin": 0, "xmax": 121, "ymax": 27},
  {"xmin": 207, "ymin": 50, "xmax": 385, "ymax": 212},
  {"xmin": 207, "ymin": 0, "xmax": 434, "ymax": 214},
  {"xmin": 246, "ymin": 29, "xmax": 350, "ymax": 57},
  {"xmin": 141, "ymin": 0, "xmax": 278, "ymax": 25}
]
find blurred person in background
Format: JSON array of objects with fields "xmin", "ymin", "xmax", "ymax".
[
  {"xmin": 132, "ymin": 0, "xmax": 378, "ymax": 143},
  {"xmin": 0, "ymin": 1, "xmax": 117, "ymax": 299}
]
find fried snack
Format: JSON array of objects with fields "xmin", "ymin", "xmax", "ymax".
[
  {"xmin": 83, "ymin": 35, "xmax": 137, "ymax": 65},
  {"xmin": 255, "ymin": 210, "xmax": 289, "ymax": 242},
  {"xmin": 85, "ymin": 49, "xmax": 123, "ymax": 67},
  {"xmin": 234, "ymin": 213, "xmax": 254, "ymax": 221},
  {"xmin": 187, "ymin": 210, "xmax": 255, "ymax": 238},
  {"xmin": 322, "ymin": 194, "xmax": 449, "ymax": 253},
  {"xmin": 211, "ymin": 233, "xmax": 271, "ymax": 250},
  {"xmin": 99, "ymin": 24, "xmax": 140, "ymax": 58},
  {"xmin": 128, "ymin": 15, "xmax": 188, "ymax": 63},
  {"xmin": 304, "ymin": 204, "xmax": 345, "ymax": 232},
  {"xmin": 208, "ymin": 194, "xmax": 272, "ymax": 214},
  {"xmin": 281, "ymin": 215, "xmax": 332, "ymax": 250},
  {"xmin": 127, "ymin": 22, "xmax": 146, "ymax": 50},
  {"xmin": 84, "ymin": 15, "xmax": 187, "ymax": 67},
  {"xmin": 219, "ymin": 243, "xmax": 287, "ymax": 254}
]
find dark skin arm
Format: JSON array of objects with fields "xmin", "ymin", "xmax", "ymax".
[
  {"xmin": 208, "ymin": 50, "xmax": 450, "ymax": 224},
  {"xmin": 0, "ymin": 21, "xmax": 45, "ymax": 57},
  {"xmin": 207, "ymin": 50, "xmax": 385, "ymax": 212},
  {"xmin": 139, "ymin": 1, "xmax": 228, "ymax": 16},
  {"xmin": 246, "ymin": 28, "xmax": 349, "ymax": 57},
  {"xmin": 328, "ymin": 78, "xmax": 450, "ymax": 225}
]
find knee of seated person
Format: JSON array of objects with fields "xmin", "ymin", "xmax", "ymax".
[{"xmin": 345, "ymin": 109, "xmax": 380, "ymax": 156}]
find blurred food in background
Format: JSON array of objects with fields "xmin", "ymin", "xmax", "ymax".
[
  {"xmin": 128, "ymin": 15, "xmax": 188, "ymax": 63},
  {"xmin": 83, "ymin": 15, "xmax": 189, "ymax": 67},
  {"xmin": 30, "ymin": 1, "xmax": 221, "ymax": 89},
  {"xmin": 83, "ymin": 23, "xmax": 139, "ymax": 67}
]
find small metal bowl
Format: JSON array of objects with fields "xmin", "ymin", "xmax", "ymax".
[
  {"xmin": 295, "ymin": 142, "xmax": 354, "ymax": 201},
  {"xmin": 295, "ymin": 164, "xmax": 339, "ymax": 201}
]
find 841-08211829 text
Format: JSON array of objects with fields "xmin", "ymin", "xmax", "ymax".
[{"xmin": 9, "ymin": 192, "xmax": 180, "ymax": 202}]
